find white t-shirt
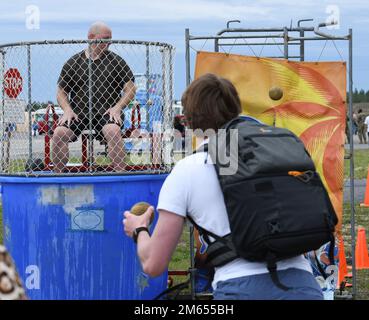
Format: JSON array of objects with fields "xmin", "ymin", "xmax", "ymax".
[
  {"xmin": 157, "ymin": 148, "xmax": 312, "ymax": 290},
  {"xmin": 364, "ymin": 116, "xmax": 369, "ymax": 132}
]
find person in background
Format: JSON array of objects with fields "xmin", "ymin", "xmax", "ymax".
[
  {"xmin": 173, "ymin": 115, "xmax": 185, "ymax": 151},
  {"xmin": 353, "ymin": 110, "xmax": 358, "ymax": 136},
  {"xmin": 364, "ymin": 112, "xmax": 369, "ymax": 146},
  {"xmin": 32, "ymin": 117, "xmax": 39, "ymax": 137},
  {"xmin": 305, "ymin": 241, "xmax": 339, "ymax": 300},
  {"xmin": 357, "ymin": 109, "xmax": 367, "ymax": 144},
  {"xmin": 345, "ymin": 114, "xmax": 351, "ymax": 144}
]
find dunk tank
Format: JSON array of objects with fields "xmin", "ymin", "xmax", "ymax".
[{"xmin": 0, "ymin": 39, "xmax": 174, "ymax": 299}]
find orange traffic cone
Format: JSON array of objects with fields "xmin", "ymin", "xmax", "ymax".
[
  {"xmin": 338, "ymin": 236, "xmax": 348, "ymax": 285},
  {"xmin": 355, "ymin": 227, "xmax": 369, "ymax": 269},
  {"xmin": 360, "ymin": 168, "xmax": 369, "ymax": 207}
]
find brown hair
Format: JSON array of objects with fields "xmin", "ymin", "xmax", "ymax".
[{"xmin": 181, "ymin": 73, "xmax": 241, "ymax": 131}]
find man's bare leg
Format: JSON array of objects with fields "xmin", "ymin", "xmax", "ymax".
[
  {"xmin": 102, "ymin": 124, "xmax": 125, "ymax": 172},
  {"xmin": 52, "ymin": 126, "xmax": 76, "ymax": 173}
]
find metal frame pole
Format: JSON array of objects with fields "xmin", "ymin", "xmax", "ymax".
[
  {"xmin": 168, "ymin": 47, "xmax": 174, "ymax": 172},
  {"xmin": 215, "ymin": 20, "xmax": 241, "ymax": 52},
  {"xmin": 145, "ymin": 44, "xmax": 150, "ymax": 132},
  {"xmin": 283, "ymin": 27, "xmax": 289, "ymax": 59},
  {"xmin": 161, "ymin": 46, "xmax": 174, "ymax": 172},
  {"xmin": 160, "ymin": 48, "xmax": 167, "ymax": 170},
  {"xmin": 27, "ymin": 45, "xmax": 32, "ymax": 165},
  {"xmin": 185, "ymin": 29, "xmax": 191, "ymax": 87},
  {"xmin": 298, "ymin": 19, "xmax": 314, "ymax": 62},
  {"xmin": 145, "ymin": 44, "xmax": 151, "ymax": 163},
  {"xmin": 1, "ymin": 50, "xmax": 5, "ymax": 171},
  {"xmin": 185, "ymin": 27, "xmax": 196, "ymax": 301},
  {"xmin": 348, "ymin": 28, "xmax": 357, "ymax": 299},
  {"xmin": 168, "ymin": 47, "xmax": 174, "ymax": 130},
  {"xmin": 300, "ymin": 28, "xmax": 305, "ymax": 61},
  {"xmin": 146, "ymin": 45, "xmax": 150, "ymax": 101},
  {"xmin": 88, "ymin": 45, "xmax": 93, "ymax": 172}
]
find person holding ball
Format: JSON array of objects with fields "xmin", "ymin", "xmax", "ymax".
[{"xmin": 123, "ymin": 73, "xmax": 323, "ymax": 300}]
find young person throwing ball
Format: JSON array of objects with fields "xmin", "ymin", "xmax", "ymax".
[{"xmin": 123, "ymin": 73, "xmax": 323, "ymax": 300}]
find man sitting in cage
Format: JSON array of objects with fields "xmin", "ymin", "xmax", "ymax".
[{"xmin": 52, "ymin": 21, "xmax": 136, "ymax": 173}]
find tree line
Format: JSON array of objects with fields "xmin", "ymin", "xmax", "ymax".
[
  {"xmin": 350, "ymin": 89, "xmax": 369, "ymax": 103},
  {"xmin": 30, "ymin": 101, "xmax": 55, "ymax": 111}
]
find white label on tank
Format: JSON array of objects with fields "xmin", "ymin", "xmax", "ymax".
[
  {"xmin": 39, "ymin": 186, "xmax": 64, "ymax": 205},
  {"xmin": 63, "ymin": 185, "xmax": 95, "ymax": 215},
  {"xmin": 71, "ymin": 209, "xmax": 104, "ymax": 231},
  {"xmin": 64, "ymin": 185, "xmax": 94, "ymax": 207}
]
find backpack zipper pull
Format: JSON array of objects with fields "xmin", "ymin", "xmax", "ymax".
[{"xmin": 288, "ymin": 170, "xmax": 314, "ymax": 183}]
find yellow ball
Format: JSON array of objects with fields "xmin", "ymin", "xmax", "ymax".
[
  {"xmin": 269, "ymin": 86, "xmax": 284, "ymax": 101},
  {"xmin": 130, "ymin": 201, "xmax": 154, "ymax": 224}
]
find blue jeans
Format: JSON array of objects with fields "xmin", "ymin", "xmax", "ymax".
[{"xmin": 213, "ymin": 268, "xmax": 323, "ymax": 300}]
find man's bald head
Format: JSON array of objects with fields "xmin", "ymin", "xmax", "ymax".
[
  {"xmin": 86, "ymin": 22, "xmax": 112, "ymax": 58},
  {"xmin": 88, "ymin": 21, "xmax": 112, "ymax": 39}
]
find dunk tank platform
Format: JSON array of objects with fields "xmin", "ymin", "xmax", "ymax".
[{"xmin": 0, "ymin": 39, "xmax": 175, "ymax": 299}]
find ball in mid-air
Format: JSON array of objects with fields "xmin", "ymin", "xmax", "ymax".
[
  {"xmin": 269, "ymin": 86, "xmax": 284, "ymax": 101},
  {"xmin": 130, "ymin": 201, "xmax": 154, "ymax": 224}
]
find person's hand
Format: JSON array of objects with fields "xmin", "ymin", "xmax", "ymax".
[
  {"xmin": 104, "ymin": 105, "xmax": 123, "ymax": 125},
  {"xmin": 58, "ymin": 108, "xmax": 79, "ymax": 127},
  {"xmin": 123, "ymin": 206, "xmax": 154, "ymax": 238}
]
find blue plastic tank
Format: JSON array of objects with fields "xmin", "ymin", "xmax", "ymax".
[{"xmin": 0, "ymin": 174, "xmax": 168, "ymax": 300}]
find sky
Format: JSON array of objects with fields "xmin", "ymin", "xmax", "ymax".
[{"xmin": 0, "ymin": 0, "xmax": 368, "ymax": 101}]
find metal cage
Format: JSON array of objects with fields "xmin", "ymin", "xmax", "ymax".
[
  {"xmin": 0, "ymin": 39, "xmax": 175, "ymax": 177},
  {"xmin": 184, "ymin": 20, "xmax": 356, "ymax": 300}
]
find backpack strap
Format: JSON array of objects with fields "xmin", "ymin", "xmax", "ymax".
[
  {"xmin": 222, "ymin": 116, "xmax": 247, "ymax": 131},
  {"xmin": 314, "ymin": 254, "xmax": 328, "ymax": 280},
  {"xmin": 318, "ymin": 236, "xmax": 336, "ymax": 274},
  {"xmin": 328, "ymin": 235, "xmax": 336, "ymax": 266},
  {"xmin": 313, "ymin": 236, "xmax": 336, "ymax": 280},
  {"xmin": 265, "ymin": 253, "xmax": 290, "ymax": 291},
  {"xmin": 187, "ymin": 215, "xmax": 239, "ymax": 267},
  {"xmin": 187, "ymin": 215, "xmax": 234, "ymax": 250},
  {"xmin": 190, "ymin": 145, "xmax": 239, "ymax": 267}
]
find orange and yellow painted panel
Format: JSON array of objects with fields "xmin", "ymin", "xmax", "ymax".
[{"xmin": 195, "ymin": 51, "xmax": 346, "ymax": 230}]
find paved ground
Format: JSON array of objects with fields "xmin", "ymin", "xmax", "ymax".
[
  {"xmin": 344, "ymin": 179, "xmax": 366, "ymax": 203},
  {"xmin": 345, "ymin": 133, "xmax": 369, "ymax": 150},
  {"xmin": 4, "ymin": 131, "xmax": 106, "ymax": 160}
]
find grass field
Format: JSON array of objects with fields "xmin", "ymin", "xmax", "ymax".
[
  {"xmin": 342, "ymin": 149, "xmax": 369, "ymax": 299},
  {"xmin": 341, "ymin": 203, "xmax": 369, "ymax": 299},
  {"xmin": 1, "ymin": 149, "xmax": 369, "ymax": 299},
  {"xmin": 344, "ymin": 149, "xmax": 369, "ymax": 179}
]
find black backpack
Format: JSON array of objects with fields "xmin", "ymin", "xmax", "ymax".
[{"xmin": 190, "ymin": 116, "xmax": 338, "ymax": 290}]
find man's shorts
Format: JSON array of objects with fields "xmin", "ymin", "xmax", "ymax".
[{"xmin": 60, "ymin": 113, "xmax": 123, "ymax": 142}]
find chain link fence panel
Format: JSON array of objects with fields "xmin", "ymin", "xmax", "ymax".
[{"xmin": 0, "ymin": 40, "xmax": 175, "ymax": 176}]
